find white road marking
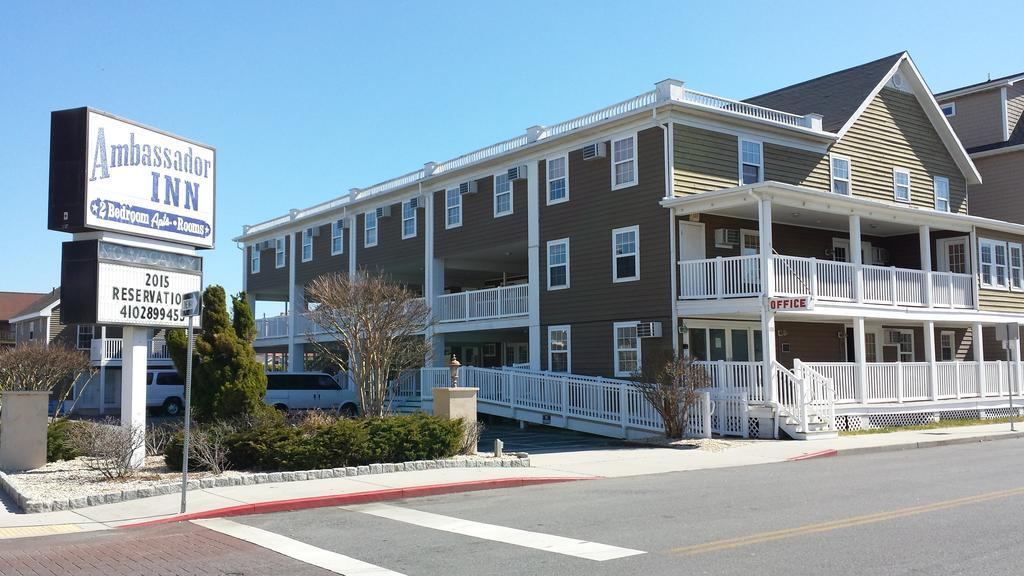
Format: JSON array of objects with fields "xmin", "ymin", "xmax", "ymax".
[
  {"xmin": 344, "ymin": 503, "xmax": 645, "ymax": 561},
  {"xmin": 191, "ymin": 518, "xmax": 406, "ymax": 576}
]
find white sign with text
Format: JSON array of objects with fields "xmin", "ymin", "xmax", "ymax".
[{"xmin": 96, "ymin": 262, "xmax": 202, "ymax": 327}]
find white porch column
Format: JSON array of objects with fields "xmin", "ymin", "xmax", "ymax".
[
  {"xmin": 849, "ymin": 215, "xmax": 863, "ymax": 303},
  {"xmin": 758, "ymin": 198, "xmax": 774, "ymax": 296},
  {"xmin": 920, "ymin": 225, "xmax": 933, "ymax": 307},
  {"xmin": 98, "ymin": 326, "xmax": 107, "ymax": 415},
  {"xmin": 761, "ymin": 306, "xmax": 777, "ymax": 405},
  {"xmin": 120, "ymin": 326, "xmax": 148, "ymax": 467},
  {"xmin": 1014, "ymin": 332, "xmax": 1023, "ymax": 400},
  {"xmin": 975, "ymin": 323, "xmax": 987, "ymax": 397},
  {"xmin": 925, "ymin": 320, "xmax": 937, "ymax": 400},
  {"xmin": 527, "ymin": 159, "xmax": 541, "ymax": 370},
  {"xmin": 853, "ymin": 317, "xmax": 868, "ymax": 403},
  {"xmin": 287, "ymin": 232, "xmax": 302, "ymax": 372}
]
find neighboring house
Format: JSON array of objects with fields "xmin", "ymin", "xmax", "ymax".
[
  {"xmin": 0, "ymin": 291, "xmax": 46, "ymax": 349},
  {"xmin": 935, "ymin": 72, "xmax": 1024, "ymax": 223},
  {"xmin": 8, "ymin": 288, "xmax": 173, "ymax": 414},
  {"xmin": 237, "ymin": 52, "xmax": 1024, "ymax": 439}
]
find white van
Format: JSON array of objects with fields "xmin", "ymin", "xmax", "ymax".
[
  {"xmin": 147, "ymin": 369, "xmax": 186, "ymax": 416},
  {"xmin": 264, "ymin": 372, "xmax": 360, "ymax": 416}
]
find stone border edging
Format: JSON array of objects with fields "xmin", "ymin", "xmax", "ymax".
[
  {"xmin": 0, "ymin": 454, "xmax": 530, "ymax": 514},
  {"xmin": 835, "ymin": 431, "xmax": 1024, "ymax": 457}
]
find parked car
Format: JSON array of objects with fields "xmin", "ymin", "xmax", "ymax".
[
  {"xmin": 147, "ymin": 369, "xmax": 186, "ymax": 416},
  {"xmin": 264, "ymin": 372, "xmax": 360, "ymax": 416}
]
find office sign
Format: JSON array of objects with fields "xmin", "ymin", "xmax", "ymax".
[
  {"xmin": 766, "ymin": 296, "xmax": 814, "ymax": 312},
  {"xmin": 48, "ymin": 108, "xmax": 216, "ymax": 248}
]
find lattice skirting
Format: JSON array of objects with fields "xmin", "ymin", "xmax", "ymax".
[{"xmin": 835, "ymin": 407, "xmax": 1024, "ymax": 431}]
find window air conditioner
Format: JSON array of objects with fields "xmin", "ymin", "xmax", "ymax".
[
  {"xmin": 459, "ymin": 181, "xmax": 478, "ymax": 195},
  {"xmin": 714, "ymin": 228, "xmax": 740, "ymax": 247},
  {"xmin": 375, "ymin": 205, "xmax": 392, "ymax": 218},
  {"xmin": 306, "ymin": 227, "xmax": 320, "ymax": 237},
  {"xmin": 407, "ymin": 197, "xmax": 421, "ymax": 209},
  {"xmin": 582, "ymin": 141, "xmax": 606, "ymax": 160},
  {"xmin": 637, "ymin": 321, "xmax": 663, "ymax": 339},
  {"xmin": 507, "ymin": 165, "xmax": 528, "ymax": 181}
]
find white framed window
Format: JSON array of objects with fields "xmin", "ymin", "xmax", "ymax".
[
  {"xmin": 494, "ymin": 173, "xmax": 513, "ymax": 217},
  {"xmin": 611, "ymin": 135, "xmax": 637, "ymax": 190},
  {"xmin": 613, "ymin": 322, "xmax": 640, "ymax": 377},
  {"xmin": 830, "ymin": 154, "xmax": 851, "ymax": 195},
  {"xmin": 547, "ymin": 238, "xmax": 570, "ymax": 290},
  {"xmin": 893, "ymin": 168, "xmax": 911, "ymax": 202},
  {"xmin": 275, "ymin": 237, "xmax": 285, "ymax": 268},
  {"xmin": 934, "ymin": 176, "xmax": 950, "ymax": 212},
  {"xmin": 364, "ymin": 211, "xmax": 378, "ymax": 247},
  {"xmin": 331, "ymin": 219, "xmax": 344, "ymax": 255},
  {"xmin": 979, "ymin": 238, "xmax": 1008, "ymax": 289},
  {"xmin": 546, "ymin": 155, "xmax": 568, "ymax": 205},
  {"xmin": 301, "ymin": 229, "xmax": 313, "ymax": 262},
  {"xmin": 76, "ymin": 325, "xmax": 94, "ymax": 350},
  {"xmin": 1010, "ymin": 243, "xmax": 1024, "ymax": 291},
  {"xmin": 612, "ymin": 226, "xmax": 639, "ymax": 282},
  {"xmin": 941, "ymin": 103, "xmax": 956, "ymax": 117},
  {"xmin": 445, "ymin": 188, "xmax": 462, "ymax": 229},
  {"xmin": 887, "ymin": 329, "xmax": 914, "ymax": 362},
  {"xmin": 250, "ymin": 245, "xmax": 260, "ymax": 273},
  {"xmin": 939, "ymin": 331, "xmax": 955, "ymax": 362},
  {"xmin": 548, "ymin": 326, "xmax": 571, "ymax": 373},
  {"xmin": 739, "ymin": 139, "xmax": 763, "ymax": 185},
  {"xmin": 402, "ymin": 200, "xmax": 417, "ymax": 239}
]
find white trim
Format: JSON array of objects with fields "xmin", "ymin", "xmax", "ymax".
[
  {"xmin": 300, "ymin": 228, "xmax": 313, "ymax": 262},
  {"xmin": 613, "ymin": 321, "xmax": 641, "ymax": 377},
  {"xmin": 935, "ymin": 75, "xmax": 1024, "ymax": 100},
  {"xmin": 978, "ymin": 237, "xmax": 1008, "ymax": 289},
  {"xmin": 936, "ymin": 236, "xmax": 970, "ymax": 274},
  {"xmin": 941, "ymin": 102, "xmax": 956, "ymax": 117},
  {"xmin": 939, "ymin": 330, "xmax": 956, "ymax": 362},
  {"xmin": 612, "ymin": 225, "xmax": 640, "ymax": 283},
  {"xmin": 493, "ymin": 172, "xmax": 513, "ymax": 218},
  {"xmin": 545, "ymin": 154, "xmax": 569, "ymax": 205},
  {"xmin": 547, "ymin": 325, "xmax": 571, "ymax": 373},
  {"xmin": 1010, "ymin": 242, "xmax": 1024, "ymax": 292},
  {"xmin": 9, "ymin": 299, "xmax": 59, "ymax": 324},
  {"xmin": 274, "ymin": 236, "xmax": 285, "ymax": 269},
  {"xmin": 330, "ymin": 218, "xmax": 344, "ymax": 255},
  {"xmin": 738, "ymin": 138, "xmax": 763, "ymax": 185},
  {"xmin": 401, "ymin": 199, "xmax": 417, "ymax": 240},
  {"xmin": 971, "ymin": 143, "xmax": 1024, "ymax": 159},
  {"xmin": 76, "ymin": 325, "xmax": 94, "ymax": 350},
  {"xmin": 546, "ymin": 238, "xmax": 570, "ymax": 290},
  {"xmin": 829, "ymin": 153, "xmax": 852, "ymax": 195},
  {"xmin": 885, "ymin": 328, "xmax": 915, "ymax": 362},
  {"xmin": 445, "ymin": 187, "xmax": 462, "ymax": 229},
  {"xmin": 933, "ymin": 175, "xmax": 950, "ymax": 212},
  {"xmin": 363, "ymin": 210, "xmax": 378, "ymax": 247},
  {"xmin": 1001, "ymin": 87, "xmax": 1010, "ymax": 142},
  {"xmin": 892, "ymin": 167, "xmax": 911, "ymax": 203},
  {"xmin": 250, "ymin": 244, "xmax": 260, "ymax": 273},
  {"xmin": 610, "ymin": 133, "xmax": 638, "ymax": 190}
]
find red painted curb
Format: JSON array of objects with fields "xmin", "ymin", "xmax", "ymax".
[
  {"xmin": 787, "ymin": 449, "xmax": 838, "ymax": 461},
  {"xmin": 121, "ymin": 476, "xmax": 590, "ymax": 528}
]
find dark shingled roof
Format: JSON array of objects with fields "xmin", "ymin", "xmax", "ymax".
[
  {"xmin": 10, "ymin": 288, "xmax": 60, "ymax": 319},
  {"xmin": 934, "ymin": 71, "xmax": 1024, "ymax": 98},
  {"xmin": 744, "ymin": 52, "xmax": 905, "ymax": 132}
]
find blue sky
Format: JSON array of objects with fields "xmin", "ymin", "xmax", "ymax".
[{"xmin": 2, "ymin": 0, "xmax": 1020, "ymax": 302}]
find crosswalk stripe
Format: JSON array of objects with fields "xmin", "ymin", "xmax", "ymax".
[
  {"xmin": 191, "ymin": 518, "xmax": 406, "ymax": 576},
  {"xmin": 344, "ymin": 503, "xmax": 645, "ymax": 561}
]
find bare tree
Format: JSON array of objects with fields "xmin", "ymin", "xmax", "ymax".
[
  {"xmin": 0, "ymin": 342, "xmax": 93, "ymax": 416},
  {"xmin": 68, "ymin": 418, "xmax": 146, "ymax": 480},
  {"xmin": 306, "ymin": 273, "xmax": 433, "ymax": 418},
  {"xmin": 631, "ymin": 355, "xmax": 708, "ymax": 439}
]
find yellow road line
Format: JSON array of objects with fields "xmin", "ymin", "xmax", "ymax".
[
  {"xmin": 0, "ymin": 523, "xmax": 82, "ymax": 540},
  {"xmin": 669, "ymin": 486, "xmax": 1024, "ymax": 556}
]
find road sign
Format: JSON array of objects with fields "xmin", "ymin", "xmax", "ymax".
[{"xmin": 182, "ymin": 291, "xmax": 202, "ymax": 317}]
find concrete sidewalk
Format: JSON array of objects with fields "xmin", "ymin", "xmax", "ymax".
[{"xmin": 1, "ymin": 422, "xmax": 1020, "ymax": 537}]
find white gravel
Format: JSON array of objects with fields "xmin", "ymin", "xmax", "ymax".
[{"xmin": 630, "ymin": 436, "xmax": 749, "ymax": 452}]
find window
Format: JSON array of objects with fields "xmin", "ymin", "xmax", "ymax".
[
  {"xmin": 275, "ymin": 237, "xmax": 285, "ymax": 268},
  {"xmin": 940, "ymin": 331, "xmax": 955, "ymax": 362},
  {"xmin": 830, "ymin": 155, "xmax": 851, "ymax": 195},
  {"xmin": 1011, "ymin": 243, "xmax": 1024, "ymax": 291},
  {"xmin": 446, "ymin": 188, "xmax": 462, "ymax": 229},
  {"xmin": 614, "ymin": 322, "xmax": 640, "ymax": 377},
  {"xmin": 494, "ymin": 173, "xmax": 513, "ymax": 217},
  {"xmin": 364, "ymin": 211, "xmax": 377, "ymax": 247},
  {"xmin": 865, "ymin": 333, "xmax": 878, "ymax": 363},
  {"xmin": 402, "ymin": 200, "xmax": 417, "ymax": 239},
  {"xmin": 887, "ymin": 329, "xmax": 914, "ymax": 362},
  {"xmin": 548, "ymin": 326, "xmax": 571, "ymax": 373},
  {"xmin": 739, "ymin": 140, "xmax": 763, "ymax": 185},
  {"xmin": 941, "ymin": 103, "xmax": 956, "ymax": 117},
  {"xmin": 250, "ymin": 245, "xmax": 260, "ymax": 273},
  {"xmin": 893, "ymin": 168, "xmax": 911, "ymax": 202},
  {"xmin": 547, "ymin": 239, "xmax": 570, "ymax": 290},
  {"xmin": 76, "ymin": 326, "xmax": 94, "ymax": 350},
  {"xmin": 979, "ymin": 238, "xmax": 1008, "ymax": 288},
  {"xmin": 301, "ymin": 229, "xmax": 313, "ymax": 262},
  {"xmin": 934, "ymin": 176, "xmax": 950, "ymax": 212},
  {"xmin": 612, "ymin": 226, "xmax": 639, "ymax": 282},
  {"xmin": 331, "ymin": 219, "xmax": 344, "ymax": 255},
  {"xmin": 611, "ymin": 135, "xmax": 637, "ymax": 189},
  {"xmin": 547, "ymin": 156, "xmax": 568, "ymax": 204}
]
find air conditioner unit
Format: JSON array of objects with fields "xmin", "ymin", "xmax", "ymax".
[
  {"xmin": 507, "ymin": 165, "xmax": 527, "ymax": 181},
  {"xmin": 306, "ymin": 227, "xmax": 320, "ymax": 237},
  {"xmin": 375, "ymin": 205, "xmax": 392, "ymax": 218},
  {"xmin": 582, "ymin": 141, "xmax": 606, "ymax": 160},
  {"xmin": 260, "ymin": 240, "xmax": 273, "ymax": 251},
  {"xmin": 459, "ymin": 181, "xmax": 478, "ymax": 195},
  {"xmin": 637, "ymin": 321, "xmax": 663, "ymax": 339},
  {"xmin": 406, "ymin": 197, "xmax": 421, "ymax": 209},
  {"xmin": 714, "ymin": 228, "xmax": 740, "ymax": 247}
]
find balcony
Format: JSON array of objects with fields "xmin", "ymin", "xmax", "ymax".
[
  {"xmin": 678, "ymin": 254, "xmax": 975, "ymax": 310},
  {"xmin": 90, "ymin": 338, "xmax": 171, "ymax": 363},
  {"xmin": 436, "ymin": 284, "xmax": 528, "ymax": 323}
]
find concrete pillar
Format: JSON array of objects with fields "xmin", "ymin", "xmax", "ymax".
[
  {"xmin": 287, "ymin": 230, "xmax": 302, "ymax": 372},
  {"xmin": 849, "ymin": 215, "xmax": 863, "ymax": 303},
  {"xmin": 853, "ymin": 317, "xmax": 867, "ymax": 403},
  {"xmin": 98, "ymin": 326, "xmax": 107, "ymax": 415},
  {"xmin": 120, "ymin": 326, "xmax": 148, "ymax": 468},
  {"xmin": 527, "ymin": 160, "xmax": 541, "ymax": 370},
  {"xmin": 975, "ymin": 323, "xmax": 987, "ymax": 397},
  {"xmin": 924, "ymin": 320, "xmax": 937, "ymax": 400}
]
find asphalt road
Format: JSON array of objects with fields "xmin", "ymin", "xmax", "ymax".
[{"xmin": 4, "ymin": 438, "xmax": 1023, "ymax": 576}]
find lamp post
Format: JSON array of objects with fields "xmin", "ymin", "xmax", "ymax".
[{"xmin": 449, "ymin": 355, "xmax": 461, "ymax": 387}]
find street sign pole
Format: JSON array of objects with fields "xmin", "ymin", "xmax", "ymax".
[
  {"xmin": 996, "ymin": 323, "xmax": 1018, "ymax": 432},
  {"xmin": 180, "ymin": 291, "xmax": 202, "ymax": 515}
]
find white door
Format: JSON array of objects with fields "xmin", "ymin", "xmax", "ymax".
[
  {"xmin": 740, "ymin": 230, "xmax": 760, "ymax": 287},
  {"xmin": 679, "ymin": 221, "xmax": 705, "ymax": 261},
  {"xmin": 832, "ymin": 239, "xmax": 873, "ymax": 263},
  {"xmin": 937, "ymin": 237, "xmax": 970, "ymax": 274}
]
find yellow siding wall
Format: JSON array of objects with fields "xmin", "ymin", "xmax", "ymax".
[
  {"xmin": 976, "ymin": 227, "xmax": 1024, "ymax": 313},
  {"xmin": 673, "ymin": 125, "xmax": 738, "ymax": 195}
]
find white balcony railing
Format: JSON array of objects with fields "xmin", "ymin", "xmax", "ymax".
[
  {"xmin": 436, "ymin": 284, "xmax": 529, "ymax": 323},
  {"xmin": 678, "ymin": 255, "xmax": 976, "ymax": 310},
  {"xmin": 90, "ymin": 338, "xmax": 171, "ymax": 362}
]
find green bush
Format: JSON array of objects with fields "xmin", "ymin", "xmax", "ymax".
[{"xmin": 47, "ymin": 418, "xmax": 81, "ymax": 462}]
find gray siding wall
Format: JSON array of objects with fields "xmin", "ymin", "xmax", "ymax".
[
  {"xmin": 432, "ymin": 175, "xmax": 528, "ymax": 257},
  {"xmin": 247, "ymin": 235, "xmax": 290, "ymax": 297},
  {"xmin": 1007, "ymin": 83, "xmax": 1024, "ymax": 141},
  {"xmin": 968, "ymin": 151, "xmax": 1024, "ymax": 223},
  {"xmin": 295, "ymin": 223, "xmax": 348, "ymax": 287},
  {"xmin": 944, "ymin": 90, "xmax": 1005, "ymax": 149},
  {"xmin": 357, "ymin": 201, "xmax": 425, "ymax": 276}
]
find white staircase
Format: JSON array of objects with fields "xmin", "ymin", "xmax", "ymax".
[{"xmin": 772, "ymin": 360, "xmax": 838, "ymax": 440}]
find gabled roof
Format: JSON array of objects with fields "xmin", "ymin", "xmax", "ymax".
[
  {"xmin": 0, "ymin": 292, "xmax": 47, "ymax": 321},
  {"xmin": 8, "ymin": 288, "xmax": 60, "ymax": 323},
  {"xmin": 934, "ymin": 71, "xmax": 1024, "ymax": 100},
  {"xmin": 745, "ymin": 53, "xmax": 906, "ymax": 132}
]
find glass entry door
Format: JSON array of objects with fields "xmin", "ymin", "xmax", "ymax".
[{"xmin": 688, "ymin": 327, "xmax": 763, "ymax": 362}]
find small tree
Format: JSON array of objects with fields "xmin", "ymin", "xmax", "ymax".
[
  {"xmin": 167, "ymin": 286, "xmax": 267, "ymax": 421},
  {"xmin": 306, "ymin": 273, "xmax": 432, "ymax": 418},
  {"xmin": 631, "ymin": 354, "xmax": 708, "ymax": 439},
  {"xmin": 0, "ymin": 342, "xmax": 93, "ymax": 414}
]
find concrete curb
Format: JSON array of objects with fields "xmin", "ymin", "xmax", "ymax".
[
  {"xmin": 0, "ymin": 454, "xmax": 530, "ymax": 514},
  {"xmin": 120, "ymin": 476, "xmax": 591, "ymax": 528},
  {"xmin": 834, "ymin": 431, "xmax": 1024, "ymax": 457}
]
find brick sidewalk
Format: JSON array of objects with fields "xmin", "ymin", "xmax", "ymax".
[{"xmin": 0, "ymin": 522, "xmax": 335, "ymax": 576}]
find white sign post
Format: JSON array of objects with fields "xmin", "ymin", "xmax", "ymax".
[
  {"xmin": 179, "ymin": 291, "xmax": 201, "ymax": 514},
  {"xmin": 995, "ymin": 322, "xmax": 1019, "ymax": 431}
]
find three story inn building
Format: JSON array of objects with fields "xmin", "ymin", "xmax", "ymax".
[{"xmin": 237, "ymin": 52, "xmax": 1024, "ymax": 439}]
